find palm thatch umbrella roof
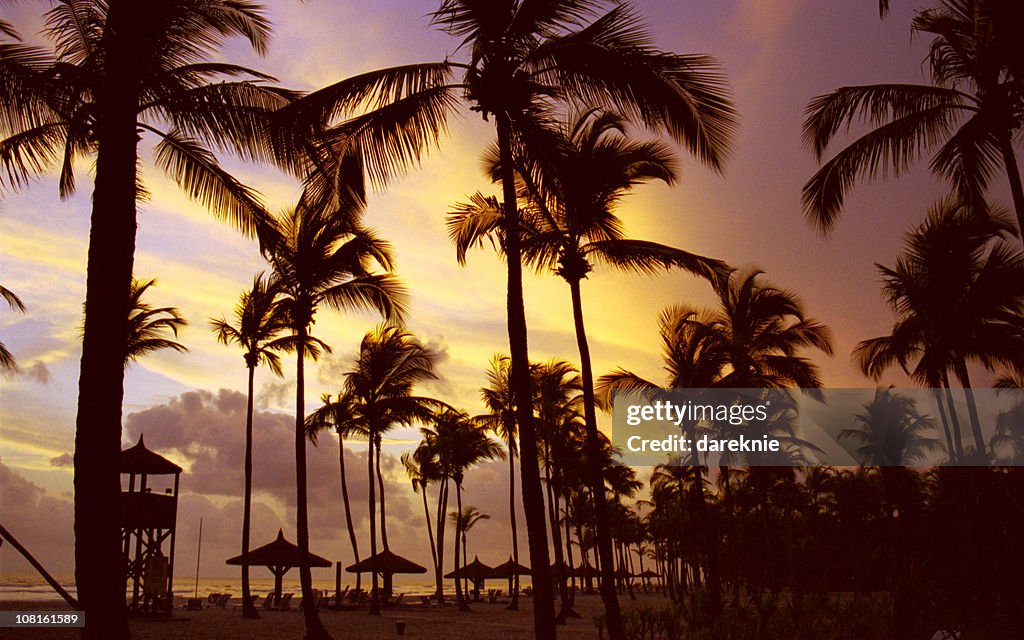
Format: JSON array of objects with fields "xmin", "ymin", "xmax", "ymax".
[
  {"xmin": 488, "ymin": 556, "xmax": 531, "ymax": 578},
  {"xmin": 346, "ymin": 550, "xmax": 427, "ymax": 575},
  {"xmin": 574, "ymin": 564, "xmax": 601, "ymax": 579},
  {"xmin": 225, "ymin": 530, "xmax": 330, "ymax": 606},
  {"xmin": 639, "ymin": 569, "xmax": 661, "ymax": 578},
  {"xmin": 120, "ymin": 434, "xmax": 182, "ymax": 475},
  {"xmin": 225, "ymin": 530, "xmax": 331, "ymax": 568},
  {"xmin": 444, "ymin": 556, "xmax": 494, "ymax": 580}
]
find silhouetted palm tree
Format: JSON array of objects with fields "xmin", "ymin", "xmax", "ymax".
[
  {"xmin": 449, "ymin": 106, "xmax": 729, "ymax": 623},
  {"xmin": 855, "ymin": 198, "xmax": 1024, "ymax": 459},
  {"xmin": 124, "ymin": 278, "xmax": 188, "ymax": 364},
  {"xmin": 267, "ymin": 196, "xmax": 404, "ymax": 637},
  {"xmin": 306, "ymin": 390, "xmax": 367, "ymax": 599},
  {"xmin": 401, "ymin": 451, "xmax": 441, "ymax": 595},
  {"xmin": 473, "ymin": 354, "xmax": 523, "ymax": 609},
  {"xmin": 334, "ymin": 324, "xmax": 443, "ymax": 613},
  {"xmin": 805, "ymin": 0, "xmax": 1024, "ymax": 235},
  {"xmin": 449, "ymin": 506, "xmax": 490, "ymax": 596},
  {"xmin": 840, "ymin": 388, "xmax": 942, "ymax": 466},
  {"xmin": 421, "ymin": 408, "xmax": 503, "ymax": 612},
  {"xmin": 424, "ymin": 3, "xmax": 739, "ymax": 635},
  {"xmin": 211, "ymin": 273, "xmax": 290, "ymax": 618},
  {"xmin": 0, "ymin": 285, "xmax": 25, "ymax": 370},
  {"xmin": 597, "ymin": 269, "xmax": 832, "ymax": 613},
  {"xmin": 0, "ymin": 4, "xmax": 291, "ymax": 633}
]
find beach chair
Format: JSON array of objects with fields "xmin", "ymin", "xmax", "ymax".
[
  {"xmin": 214, "ymin": 593, "xmax": 233, "ymax": 608},
  {"xmin": 522, "ymin": 586, "xmax": 533, "ymax": 597},
  {"xmin": 186, "ymin": 598, "xmax": 204, "ymax": 611},
  {"xmin": 389, "ymin": 593, "xmax": 406, "ymax": 607},
  {"xmin": 261, "ymin": 593, "xmax": 275, "ymax": 610},
  {"xmin": 207, "ymin": 592, "xmax": 221, "ymax": 604},
  {"xmin": 487, "ymin": 590, "xmax": 497, "ymax": 604},
  {"xmin": 278, "ymin": 593, "xmax": 294, "ymax": 611},
  {"xmin": 243, "ymin": 594, "xmax": 260, "ymax": 609},
  {"xmin": 418, "ymin": 595, "xmax": 432, "ymax": 606}
]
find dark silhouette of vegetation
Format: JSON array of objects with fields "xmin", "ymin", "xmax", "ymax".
[{"xmin": 211, "ymin": 274, "xmax": 291, "ymax": 618}]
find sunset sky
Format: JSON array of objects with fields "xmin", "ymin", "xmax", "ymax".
[{"xmin": 0, "ymin": 1, "xmax": 1006, "ymax": 581}]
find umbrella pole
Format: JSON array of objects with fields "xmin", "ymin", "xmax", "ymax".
[{"xmin": 274, "ymin": 568, "xmax": 284, "ymax": 606}]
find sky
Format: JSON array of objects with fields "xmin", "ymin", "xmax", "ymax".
[{"xmin": 0, "ymin": 0, "xmax": 1012, "ymax": 581}]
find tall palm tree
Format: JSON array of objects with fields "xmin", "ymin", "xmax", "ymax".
[
  {"xmin": 123, "ymin": 278, "xmax": 188, "ymax": 365},
  {"xmin": 306, "ymin": 391, "xmax": 368, "ymax": 599},
  {"xmin": 449, "ymin": 108, "xmax": 729, "ymax": 622},
  {"xmin": 0, "ymin": 4, "xmax": 290, "ymax": 634},
  {"xmin": 855, "ymin": 198, "xmax": 1024, "ymax": 459},
  {"xmin": 0, "ymin": 285, "xmax": 25, "ymax": 370},
  {"xmin": 421, "ymin": 408, "xmax": 504, "ymax": 612},
  {"xmin": 332, "ymin": 324, "xmax": 443, "ymax": 614},
  {"xmin": 210, "ymin": 274, "xmax": 289, "ymax": 618},
  {"xmin": 267, "ymin": 196, "xmax": 404, "ymax": 638},
  {"xmin": 473, "ymin": 354, "xmax": 522, "ymax": 608},
  {"xmin": 401, "ymin": 451, "xmax": 441, "ymax": 594},
  {"xmin": 421, "ymin": 4, "xmax": 740, "ymax": 636},
  {"xmin": 804, "ymin": 0, "xmax": 1024, "ymax": 236}
]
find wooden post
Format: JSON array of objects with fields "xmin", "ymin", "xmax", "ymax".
[
  {"xmin": 335, "ymin": 561, "xmax": 342, "ymax": 608},
  {"xmin": 0, "ymin": 523, "xmax": 79, "ymax": 608}
]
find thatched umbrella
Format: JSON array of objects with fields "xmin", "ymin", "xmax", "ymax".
[
  {"xmin": 487, "ymin": 556, "xmax": 531, "ymax": 599},
  {"xmin": 226, "ymin": 530, "xmax": 331, "ymax": 606},
  {"xmin": 346, "ymin": 549, "xmax": 428, "ymax": 575},
  {"xmin": 445, "ymin": 556, "xmax": 494, "ymax": 602}
]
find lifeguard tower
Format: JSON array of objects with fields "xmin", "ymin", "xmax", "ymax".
[{"xmin": 120, "ymin": 434, "xmax": 181, "ymax": 616}]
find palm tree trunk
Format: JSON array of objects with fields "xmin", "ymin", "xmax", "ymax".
[
  {"xmin": 545, "ymin": 458, "xmax": 569, "ymax": 623},
  {"xmin": 453, "ymin": 482, "xmax": 470, "ymax": 612},
  {"xmin": 420, "ymin": 483, "xmax": 437, "ymax": 581},
  {"xmin": 998, "ymin": 131, "xmax": 1024, "ymax": 240},
  {"xmin": 295, "ymin": 331, "xmax": 331, "ymax": 638},
  {"xmin": 368, "ymin": 429, "xmax": 380, "ymax": 615},
  {"xmin": 507, "ymin": 438, "xmax": 520, "ymax": 610},
  {"xmin": 376, "ymin": 439, "xmax": 392, "ymax": 597},
  {"xmin": 953, "ymin": 359, "xmax": 987, "ymax": 458},
  {"xmin": 74, "ymin": 4, "xmax": 138, "ymax": 633},
  {"xmin": 941, "ymin": 371, "xmax": 966, "ymax": 459},
  {"xmin": 567, "ymin": 277, "xmax": 627, "ymax": 640},
  {"xmin": 932, "ymin": 388, "xmax": 956, "ymax": 463},
  {"xmin": 496, "ymin": 112, "xmax": 555, "ymax": 640},
  {"xmin": 337, "ymin": 431, "xmax": 361, "ymax": 596},
  {"xmin": 241, "ymin": 364, "xmax": 258, "ymax": 618},
  {"xmin": 434, "ymin": 477, "xmax": 449, "ymax": 603}
]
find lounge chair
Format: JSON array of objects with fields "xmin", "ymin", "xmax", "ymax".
[
  {"xmin": 278, "ymin": 593, "xmax": 294, "ymax": 611},
  {"xmin": 214, "ymin": 593, "xmax": 233, "ymax": 608},
  {"xmin": 261, "ymin": 594, "xmax": 276, "ymax": 610},
  {"xmin": 207, "ymin": 592, "xmax": 221, "ymax": 604},
  {"xmin": 186, "ymin": 598, "xmax": 204, "ymax": 611}
]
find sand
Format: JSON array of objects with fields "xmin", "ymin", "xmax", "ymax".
[{"xmin": 0, "ymin": 592, "xmax": 669, "ymax": 639}]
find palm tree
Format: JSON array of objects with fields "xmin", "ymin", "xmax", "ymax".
[
  {"xmin": 854, "ymin": 198, "xmax": 1024, "ymax": 459},
  {"xmin": 0, "ymin": 4, "xmax": 290, "ymax": 634},
  {"xmin": 332, "ymin": 324, "xmax": 443, "ymax": 614},
  {"xmin": 210, "ymin": 274, "xmax": 289, "ymax": 618},
  {"xmin": 423, "ymin": 4, "xmax": 741, "ymax": 636},
  {"xmin": 597, "ymin": 269, "xmax": 832, "ymax": 613},
  {"xmin": 421, "ymin": 408, "xmax": 504, "ymax": 612},
  {"xmin": 306, "ymin": 391, "xmax": 367, "ymax": 600},
  {"xmin": 449, "ymin": 506, "xmax": 490, "ymax": 597},
  {"xmin": 124, "ymin": 278, "xmax": 188, "ymax": 365},
  {"xmin": 267, "ymin": 197, "xmax": 404, "ymax": 638},
  {"xmin": 473, "ymin": 354, "xmax": 523, "ymax": 608},
  {"xmin": 804, "ymin": 0, "xmax": 1024, "ymax": 236},
  {"xmin": 449, "ymin": 107, "xmax": 729, "ymax": 622},
  {"xmin": 840, "ymin": 388, "xmax": 943, "ymax": 466},
  {"xmin": 0, "ymin": 285, "xmax": 25, "ymax": 370},
  {"xmin": 401, "ymin": 451, "xmax": 440, "ymax": 595}
]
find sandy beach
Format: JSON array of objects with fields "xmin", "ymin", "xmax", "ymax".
[{"xmin": 0, "ymin": 592, "xmax": 670, "ymax": 640}]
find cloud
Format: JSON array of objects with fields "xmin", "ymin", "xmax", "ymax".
[
  {"xmin": 20, "ymin": 361, "xmax": 53, "ymax": 384},
  {"xmin": 123, "ymin": 389, "xmax": 430, "ymax": 560},
  {"xmin": 49, "ymin": 452, "xmax": 73, "ymax": 468},
  {"xmin": 0, "ymin": 459, "xmax": 75, "ymax": 575}
]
